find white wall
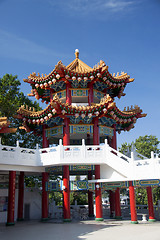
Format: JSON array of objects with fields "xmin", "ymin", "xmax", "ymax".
[
  {"xmin": 0, "ymin": 189, "xmax": 18, "ymax": 223},
  {"xmin": 24, "ymin": 189, "xmax": 41, "ymax": 220},
  {"xmin": 0, "ymin": 188, "xmax": 41, "ymax": 223}
]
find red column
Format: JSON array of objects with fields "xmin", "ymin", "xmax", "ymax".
[
  {"xmin": 88, "ymin": 171, "xmax": 94, "ymax": 217},
  {"xmin": 17, "ymin": 172, "xmax": 24, "ymax": 221},
  {"xmin": 42, "ymin": 172, "xmax": 49, "ymax": 221},
  {"xmin": 7, "ymin": 171, "xmax": 16, "ymax": 226},
  {"xmin": 129, "ymin": 181, "xmax": 138, "ymax": 224},
  {"xmin": 63, "ymin": 117, "xmax": 71, "ymax": 222},
  {"xmin": 147, "ymin": 186, "xmax": 156, "ymax": 222},
  {"xmin": 42, "ymin": 125, "xmax": 49, "ymax": 148},
  {"xmin": 88, "ymin": 83, "xmax": 93, "ymax": 106},
  {"xmin": 109, "ymin": 190, "xmax": 115, "ymax": 218},
  {"xmin": 111, "ymin": 124, "xmax": 117, "ymax": 150},
  {"xmin": 115, "ymin": 188, "xmax": 122, "ymax": 219},
  {"xmin": 66, "ymin": 82, "xmax": 71, "ymax": 105},
  {"xmin": 93, "ymin": 117, "xmax": 99, "ymax": 145},
  {"xmin": 111, "ymin": 124, "xmax": 122, "ymax": 219},
  {"xmin": 50, "ymin": 90, "xmax": 53, "ymax": 103},
  {"xmin": 93, "ymin": 117, "xmax": 103, "ymax": 221}
]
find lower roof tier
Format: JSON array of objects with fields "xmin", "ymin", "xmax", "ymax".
[
  {"xmin": 0, "ymin": 117, "xmax": 17, "ymax": 134},
  {"xmin": 17, "ymin": 94, "xmax": 146, "ymax": 135}
]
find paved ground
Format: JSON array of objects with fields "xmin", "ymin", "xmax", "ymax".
[{"xmin": 1, "ymin": 219, "xmax": 160, "ymax": 240}]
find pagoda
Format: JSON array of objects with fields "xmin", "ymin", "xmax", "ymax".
[{"xmin": 17, "ymin": 49, "xmax": 146, "ymax": 221}]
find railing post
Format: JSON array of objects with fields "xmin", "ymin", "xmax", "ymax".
[
  {"xmin": 16, "ymin": 140, "xmax": 19, "ymax": 147},
  {"xmin": 131, "ymin": 151, "xmax": 134, "ymax": 161},
  {"xmin": 151, "ymin": 151, "xmax": 154, "ymax": 159},
  {"xmin": 130, "ymin": 151, "xmax": 135, "ymax": 179},
  {"xmin": 59, "ymin": 139, "xmax": 63, "ymax": 160},
  {"xmin": 0, "ymin": 137, "xmax": 2, "ymax": 152},
  {"xmin": 150, "ymin": 151, "xmax": 156, "ymax": 179},
  {"xmin": 104, "ymin": 138, "xmax": 109, "ymax": 162},
  {"xmin": 16, "ymin": 140, "xmax": 20, "ymax": 163},
  {"xmin": 36, "ymin": 144, "xmax": 40, "ymax": 165},
  {"xmin": 82, "ymin": 139, "xmax": 85, "ymax": 159}
]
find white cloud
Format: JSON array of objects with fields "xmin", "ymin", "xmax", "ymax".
[
  {"xmin": 47, "ymin": 0, "xmax": 134, "ymax": 14},
  {"xmin": 104, "ymin": 0, "xmax": 133, "ymax": 12},
  {"xmin": 0, "ymin": 29, "xmax": 69, "ymax": 65}
]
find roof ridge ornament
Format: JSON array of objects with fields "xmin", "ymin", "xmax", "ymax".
[{"xmin": 75, "ymin": 49, "xmax": 79, "ymax": 59}]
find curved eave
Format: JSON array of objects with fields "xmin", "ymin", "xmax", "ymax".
[
  {"xmin": 23, "ymin": 60, "xmax": 133, "ymax": 100},
  {"xmin": 108, "ymin": 106, "xmax": 147, "ymax": 132},
  {"xmin": 17, "ymin": 94, "xmax": 146, "ymax": 134},
  {"xmin": 0, "ymin": 117, "xmax": 9, "ymax": 127},
  {"xmin": 0, "ymin": 117, "xmax": 17, "ymax": 133},
  {"xmin": 24, "ymin": 65, "xmax": 132, "ymax": 86},
  {"xmin": 17, "ymin": 94, "xmax": 114, "ymax": 120},
  {"xmin": 0, "ymin": 127, "xmax": 17, "ymax": 134}
]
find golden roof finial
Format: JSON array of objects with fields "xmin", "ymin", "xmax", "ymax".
[{"xmin": 75, "ymin": 49, "xmax": 79, "ymax": 59}]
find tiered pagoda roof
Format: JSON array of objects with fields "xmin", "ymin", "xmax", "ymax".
[
  {"xmin": 18, "ymin": 50, "xmax": 146, "ymax": 135},
  {"xmin": 24, "ymin": 50, "xmax": 134, "ymax": 103}
]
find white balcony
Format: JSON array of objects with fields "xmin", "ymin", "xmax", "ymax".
[{"xmin": 0, "ymin": 139, "xmax": 160, "ymax": 182}]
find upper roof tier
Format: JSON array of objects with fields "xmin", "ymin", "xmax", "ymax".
[
  {"xmin": 67, "ymin": 49, "xmax": 93, "ymax": 73},
  {"xmin": 24, "ymin": 50, "xmax": 134, "ymax": 102}
]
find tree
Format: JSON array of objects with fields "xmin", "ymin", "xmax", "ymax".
[
  {"xmin": 0, "ymin": 74, "xmax": 42, "ymax": 148},
  {"xmin": 119, "ymin": 135, "xmax": 160, "ymax": 205},
  {"xmin": 134, "ymin": 135, "xmax": 159, "ymax": 158},
  {"xmin": 119, "ymin": 135, "xmax": 160, "ymax": 158}
]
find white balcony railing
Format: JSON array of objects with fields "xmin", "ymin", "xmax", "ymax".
[{"xmin": 0, "ymin": 139, "xmax": 160, "ymax": 181}]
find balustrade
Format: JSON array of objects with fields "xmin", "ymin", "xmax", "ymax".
[{"xmin": 0, "ymin": 139, "xmax": 160, "ymax": 181}]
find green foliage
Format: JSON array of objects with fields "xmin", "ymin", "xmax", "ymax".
[
  {"xmin": 118, "ymin": 142, "xmax": 132, "ymax": 155},
  {"xmin": 0, "ymin": 74, "xmax": 42, "ymax": 148},
  {"xmin": 135, "ymin": 188, "xmax": 148, "ymax": 205},
  {"xmin": 49, "ymin": 192, "xmax": 63, "ymax": 206},
  {"xmin": 70, "ymin": 191, "xmax": 88, "ymax": 205},
  {"xmin": 119, "ymin": 135, "xmax": 160, "ymax": 158},
  {"xmin": 119, "ymin": 135, "xmax": 160, "ymax": 205},
  {"xmin": 24, "ymin": 176, "xmax": 41, "ymax": 188},
  {"xmin": 49, "ymin": 191, "xmax": 88, "ymax": 206},
  {"xmin": 153, "ymin": 187, "xmax": 160, "ymax": 205},
  {"xmin": 135, "ymin": 135, "xmax": 159, "ymax": 158}
]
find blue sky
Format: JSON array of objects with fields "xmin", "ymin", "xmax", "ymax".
[{"xmin": 0, "ymin": 0, "xmax": 160, "ymax": 148}]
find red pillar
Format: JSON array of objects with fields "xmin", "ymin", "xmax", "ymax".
[
  {"xmin": 88, "ymin": 171, "xmax": 94, "ymax": 217},
  {"xmin": 88, "ymin": 83, "xmax": 93, "ymax": 106},
  {"xmin": 115, "ymin": 188, "xmax": 122, "ymax": 219},
  {"xmin": 93, "ymin": 117, "xmax": 103, "ymax": 221},
  {"xmin": 66, "ymin": 82, "xmax": 71, "ymax": 105},
  {"xmin": 7, "ymin": 171, "xmax": 16, "ymax": 226},
  {"xmin": 111, "ymin": 124, "xmax": 117, "ymax": 150},
  {"xmin": 17, "ymin": 172, "xmax": 24, "ymax": 221},
  {"xmin": 111, "ymin": 124, "xmax": 122, "ymax": 219},
  {"xmin": 63, "ymin": 117, "xmax": 71, "ymax": 222},
  {"xmin": 109, "ymin": 190, "xmax": 115, "ymax": 218},
  {"xmin": 42, "ymin": 125, "xmax": 49, "ymax": 148},
  {"xmin": 129, "ymin": 181, "xmax": 138, "ymax": 224},
  {"xmin": 42, "ymin": 172, "xmax": 49, "ymax": 221},
  {"xmin": 147, "ymin": 186, "xmax": 156, "ymax": 222}
]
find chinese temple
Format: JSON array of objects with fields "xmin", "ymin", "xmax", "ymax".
[{"xmin": 14, "ymin": 49, "xmax": 147, "ymax": 223}]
